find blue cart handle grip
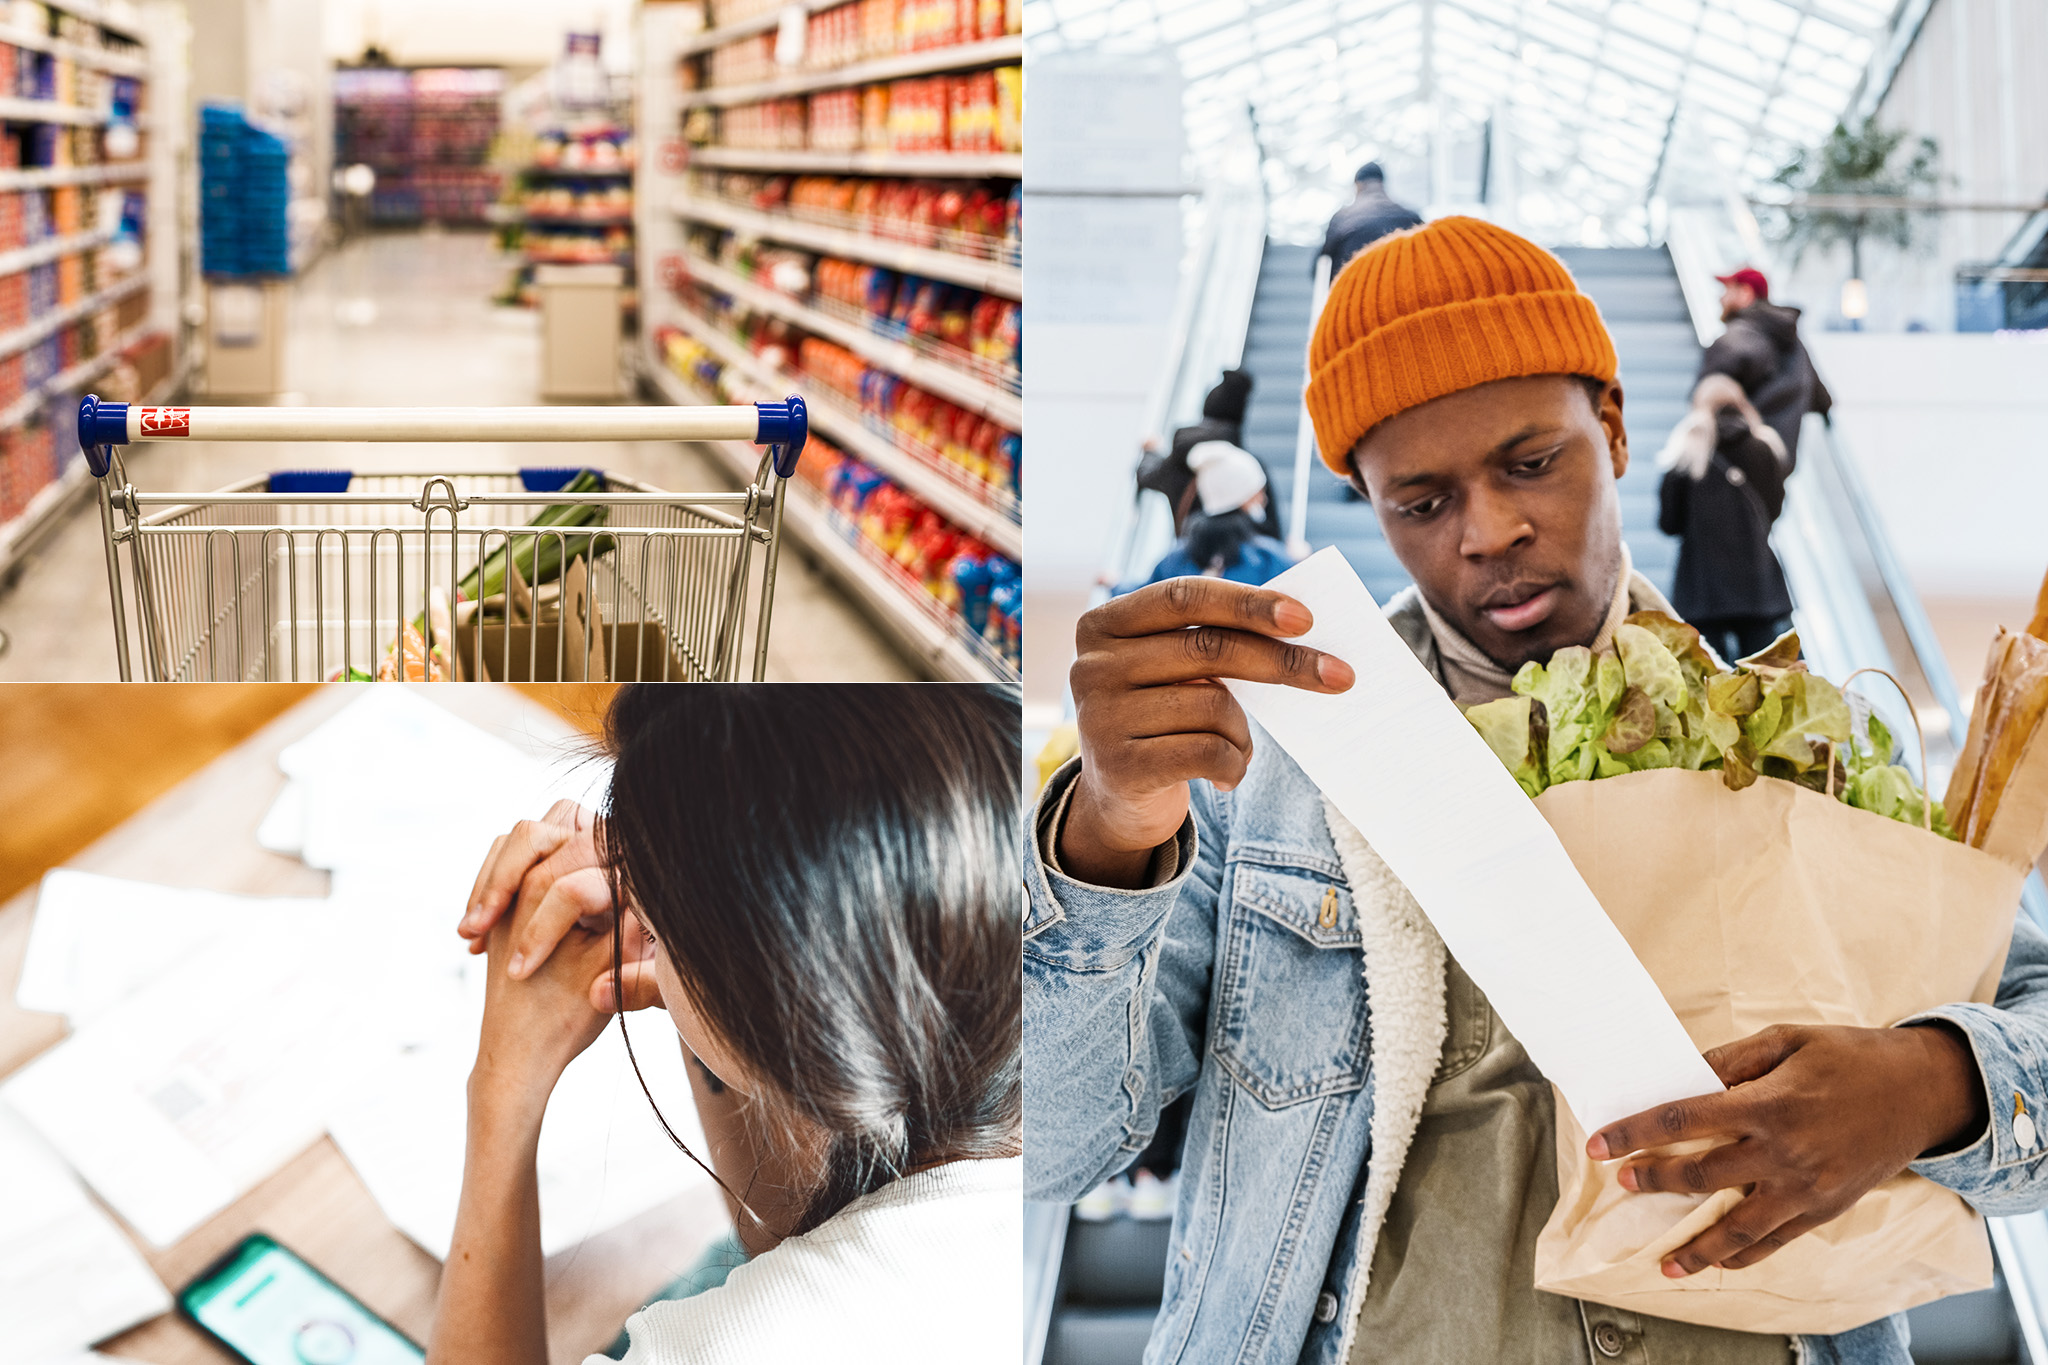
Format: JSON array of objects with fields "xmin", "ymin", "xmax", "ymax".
[
  {"xmin": 78, "ymin": 394, "xmax": 130, "ymax": 478},
  {"xmin": 755, "ymin": 396, "xmax": 808, "ymax": 479}
]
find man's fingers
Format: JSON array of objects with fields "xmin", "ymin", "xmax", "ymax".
[
  {"xmin": 1701, "ymin": 1024, "xmax": 1804, "ymax": 1088},
  {"xmin": 1619, "ymin": 1138, "xmax": 1764, "ymax": 1196},
  {"xmin": 1108, "ymin": 625, "xmax": 1352, "ymax": 692},
  {"xmin": 1116, "ymin": 683, "xmax": 1254, "ymax": 753},
  {"xmin": 1084, "ymin": 576, "xmax": 1315, "ymax": 644},
  {"xmin": 1124, "ymin": 732, "xmax": 1251, "ymax": 793},
  {"xmin": 1714, "ymin": 1212, "xmax": 1825, "ymax": 1271},
  {"xmin": 1590, "ymin": 1090, "xmax": 1751, "ymax": 1160},
  {"xmin": 508, "ymin": 865, "xmax": 614, "ymax": 979},
  {"xmin": 589, "ymin": 959, "xmax": 662, "ymax": 1014},
  {"xmin": 1662, "ymin": 1192, "xmax": 1799, "ymax": 1277}
]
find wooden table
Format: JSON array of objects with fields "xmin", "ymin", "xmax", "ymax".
[{"xmin": 0, "ymin": 685, "xmax": 727, "ymax": 1365}]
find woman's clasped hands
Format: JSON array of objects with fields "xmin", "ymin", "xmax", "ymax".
[{"xmin": 457, "ymin": 799, "xmax": 662, "ymax": 1113}]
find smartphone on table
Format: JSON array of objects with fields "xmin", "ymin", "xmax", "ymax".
[{"xmin": 178, "ymin": 1232, "xmax": 424, "ymax": 1365}]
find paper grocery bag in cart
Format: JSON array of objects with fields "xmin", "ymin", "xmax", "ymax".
[{"xmin": 1531, "ymin": 762, "xmax": 2032, "ymax": 1334}]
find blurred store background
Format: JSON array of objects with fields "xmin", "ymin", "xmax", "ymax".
[{"xmin": 1022, "ymin": 1, "xmax": 2048, "ymax": 1361}]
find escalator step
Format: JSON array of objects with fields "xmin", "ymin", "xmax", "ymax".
[
  {"xmin": 1043, "ymin": 1307, "xmax": 1160, "ymax": 1365},
  {"xmin": 1062, "ymin": 1218, "xmax": 1174, "ymax": 1305}
]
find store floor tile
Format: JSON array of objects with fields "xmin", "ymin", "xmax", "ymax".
[{"xmin": 0, "ymin": 229, "xmax": 917, "ymax": 682}]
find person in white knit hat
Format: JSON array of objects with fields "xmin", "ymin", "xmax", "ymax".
[{"xmin": 1138, "ymin": 440, "xmax": 1298, "ymax": 588}]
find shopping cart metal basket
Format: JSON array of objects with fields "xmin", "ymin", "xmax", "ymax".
[{"xmin": 78, "ymin": 393, "xmax": 808, "ymax": 682}]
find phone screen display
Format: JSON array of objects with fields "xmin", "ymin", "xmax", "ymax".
[{"xmin": 180, "ymin": 1235, "xmax": 423, "ymax": 1365}]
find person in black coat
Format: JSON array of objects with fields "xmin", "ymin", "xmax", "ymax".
[
  {"xmin": 1135, "ymin": 369, "xmax": 1278, "ymax": 538},
  {"xmin": 1318, "ymin": 163, "xmax": 1423, "ymax": 276},
  {"xmin": 1698, "ymin": 267, "xmax": 1832, "ymax": 462},
  {"xmin": 1657, "ymin": 372, "xmax": 1796, "ymax": 663}
]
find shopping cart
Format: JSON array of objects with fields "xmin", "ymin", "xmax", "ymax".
[{"xmin": 78, "ymin": 393, "xmax": 808, "ymax": 682}]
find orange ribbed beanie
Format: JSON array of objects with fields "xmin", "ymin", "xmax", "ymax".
[{"xmin": 1306, "ymin": 216, "xmax": 1617, "ymax": 474}]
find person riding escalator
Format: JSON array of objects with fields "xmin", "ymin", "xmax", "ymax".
[{"xmin": 1135, "ymin": 369, "xmax": 1280, "ymax": 539}]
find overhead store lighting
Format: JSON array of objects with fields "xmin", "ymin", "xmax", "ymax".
[{"xmin": 1026, "ymin": 0, "xmax": 1898, "ymax": 246}]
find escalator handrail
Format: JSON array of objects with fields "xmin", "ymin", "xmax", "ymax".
[
  {"xmin": 1104, "ymin": 187, "xmax": 1271, "ymax": 592},
  {"xmin": 1024, "ymin": 1200, "xmax": 1072, "ymax": 1365},
  {"xmin": 1803, "ymin": 393, "xmax": 2048, "ymax": 927}
]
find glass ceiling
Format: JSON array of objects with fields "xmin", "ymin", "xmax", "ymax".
[{"xmin": 1024, "ymin": 0, "xmax": 1901, "ymax": 246}]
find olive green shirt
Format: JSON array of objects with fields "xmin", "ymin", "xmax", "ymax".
[{"xmin": 1345, "ymin": 957, "xmax": 1794, "ymax": 1364}]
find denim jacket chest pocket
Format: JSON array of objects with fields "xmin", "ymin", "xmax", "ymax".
[{"xmin": 1211, "ymin": 851, "xmax": 1371, "ymax": 1109}]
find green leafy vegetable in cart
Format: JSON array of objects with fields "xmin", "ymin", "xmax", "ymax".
[
  {"xmin": 409, "ymin": 470, "xmax": 616, "ymax": 640},
  {"xmin": 1462, "ymin": 618, "xmax": 1953, "ymax": 836}
]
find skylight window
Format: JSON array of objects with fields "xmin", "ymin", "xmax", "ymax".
[{"xmin": 1026, "ymin": 0, "xmax": 1895, "ymax": 246}]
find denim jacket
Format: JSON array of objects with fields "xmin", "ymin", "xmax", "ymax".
[{"xmin": 1025, "ymin": 686, "xmax": 2048, "ymax": 1364}]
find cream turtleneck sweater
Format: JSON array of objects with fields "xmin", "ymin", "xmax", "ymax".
[{"xmin": 1413, "ymin": 545, "xmax": 1641, "ymax": 705}]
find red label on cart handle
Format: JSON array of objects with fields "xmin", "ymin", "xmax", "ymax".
[{"xmin": 137, "ymin": 407, "xmax": 191, "ymax": 437}]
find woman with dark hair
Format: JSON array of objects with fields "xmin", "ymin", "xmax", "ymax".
[{"xmin": 427, "ymin": 684, "xmax": 1022, "ymax": 1365}]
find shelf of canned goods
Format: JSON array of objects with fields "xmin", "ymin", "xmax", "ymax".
[
  {"xmin": 0, "ymin": 0, "xmax": 179, "ymax": 581},
  {"xmin": 636, "ymin": 0, "xmax": 1020, "ymax": 683}
]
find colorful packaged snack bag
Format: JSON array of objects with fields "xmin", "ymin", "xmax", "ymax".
[{"xmin": 994, "ymin": 66, "xmax": 1022, "ymax": 152}]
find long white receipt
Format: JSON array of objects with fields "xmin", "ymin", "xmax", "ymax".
[{"xmin": 1224, "ymin": 549, "xmax": 1723, "ymax": 1134}]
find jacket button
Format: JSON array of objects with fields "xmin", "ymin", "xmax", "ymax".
[
  {"xmin": 1592, "ymin": 1321, "xmax": 1627, "ymax": 1357},
  {"xmin": 1314, "ymin": 1291, "xmax": 1339, "ymax": 1323}
]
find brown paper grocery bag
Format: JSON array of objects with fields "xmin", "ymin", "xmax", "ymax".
[{"xmin": 1530, "ymin": 767, "xmax": 2029, "ymax": 1334}]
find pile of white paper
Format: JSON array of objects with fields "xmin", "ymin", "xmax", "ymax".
[
  {"xmin": 0, "ymin": 1104, "xmax": 169, "ymax": 1365},
  {"xmin": 4, "ymin": 687, "xmax": 713, "ymax": 1328}
]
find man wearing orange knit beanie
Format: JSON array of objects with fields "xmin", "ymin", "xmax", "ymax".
[{"xmin": 1025, "ymin": 216, "xmax": 2004, "ymax": 1364}]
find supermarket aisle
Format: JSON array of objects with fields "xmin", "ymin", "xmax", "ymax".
[{"xmin": 0, "ymin": 230, "xmax": 917, "ymax": 681}]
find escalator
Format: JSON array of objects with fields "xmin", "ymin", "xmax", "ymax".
[{"xmin": 1035, "ymin": 236, "xmax": 2047, "ymax": 1365}]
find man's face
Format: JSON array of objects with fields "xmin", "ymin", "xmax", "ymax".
[
  {"xmin": 1348, "ymin": 374, "xmax": 1629, "ymax": 671},
  {"xmin": 1720, "ymin": 281, "xmax": 1757, "ymax": 320}
]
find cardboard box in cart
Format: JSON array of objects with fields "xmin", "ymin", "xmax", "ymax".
[
  {"xmin": 455, "ymin": 622, "xmax": 690, "ymax": 682},
  {"xmin": 450, "ymin": 555, "xmax": 694, "ymax": 682}
]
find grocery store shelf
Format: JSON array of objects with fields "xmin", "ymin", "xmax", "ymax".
[
  {"xmin": 671, "ymin": 191, "xmax": 1020, "ymax": 297},
  {"xmin": 644, "ymin": 353, "xmax": 1002, "ymax": 681},
  {"xmin": 523, "ymin": 251, "xmax": 634, "ymax": 266},
  {"xmin": 0, "ymin": 161, "xmax": 147, "ymax": 190},
  {"xmin": 0, "ymin": 458, "xmax": 90, "ymax": 583},
  {"xmin": 665, "ymin": 307, "xmax": 1019, "ymax": 554},
  {"xmin": 687, "ymin": 145, "xmax": 1021, "ymax": 179},
  {"xmin": 41, "ymin": 0, "xmax": 144, "ymax": 40},
  {"xmin": 0, "ymin": 319, "xmax": 157, "ymax": 430},
  {"xmin": 0, "ymin": 346, "xmax": 180, "ymax": 581},
  {"xmin": 520, "ymin": 212, "xmax": 635, "ymax": 226},
  {"xmin": 0, "ymin": 227, "xmax": 113, "ymax": 277},
  {"xmin": 0, "ymin": 270, "xmax": 144, "ymax": 362},
  {"xmin": 681, "ymin": 250, "xmax": 1020, "ymax": 426},
  {"xmin": 777, "ymin": 482, "xmax": 1007, "ymax": 681},
  {"xmin": 672, "ymin": 0, "xmax": 842, "ymax": 56},
  {"xmin": 681, "ymin": 36, "xmax": 1024, "ymax": 108},
  {"xmin": 525, "ymin": 164, "xmax": 634, "ymax": 178},
  {"xmin": 0, "ymin": 24, "xmax": 149, "ymax": 77},
  {"xmin": 0, "ymin": 97, "xmax": 111, "ymax": 125}
]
